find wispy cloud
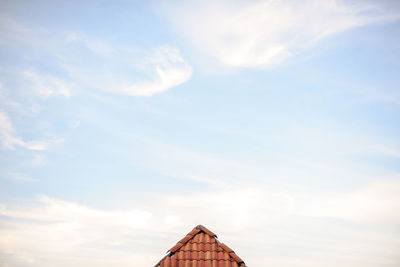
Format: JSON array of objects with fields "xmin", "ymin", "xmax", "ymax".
[
  {"xmin": 0, "ymin": 111, "xmax": 64, "ymax": 151},
  {"xmin": 126, "ymin": 135, "xmax": 268, "ymax": 186},
  {"xmin": 296, "ymin": 179, "xmax": 400, "ymax": 224},
  {"xmin": 2, "ymin": 172, "xmax": 38, "ymax": 182},
  {"xmin": 0, "ymin": 195, "xmax": 152, "ymax": 225},
  {"xmin": 0, "ymin": 111, "xmax": 25, "ymax": 150},
  {"xmin": 164, "ymin": 0, "xmax": 400, "ymax": 68},
  {"xmin": 118, "ymin": 47, "xmax": 192, "ymax": 97},
  {"xmin": 122, "ymin": 129, "xmax": 400, "ymax": 191},
  {"xmin": 24, "ymin": 138, "xmax": 65, "ymax": 151},
  {"xmin": 23, "ymin": 71, "xmax": 72, "ymax": 98},
  {"xmin": 370, "ymin": 145, "xmax": 400, "ymax": 158},
  {"xmin": 65, "ymin": 32, "xmax": 114, "ymax": 55},
  {"xmin": 25, "ymin": 154, "xmax": 47, "ymax": 167},
  {"xmin": 62, "ymin": 40, "xmax": 193, "ymax": 97},
  {"xmin": 2, "ymin": 19, "xmax": 192, "ymax": 98}
]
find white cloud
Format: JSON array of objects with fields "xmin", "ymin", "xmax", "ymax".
[
  {"xmin": 2, "ymin": 18, "xmax": 192, "ymax": 97},
  {"xmin": 66, "ymin": 32, "xmax": 114, "ymax": 55},
  {"xmin": 370, "ymin": 145, "xmax": 400, "ymax": 158},
  {"xmin": 24, "ymin": 138, "xmax": 65, "ymax": 151},
  {"xmin": 157, "ymin": 179, "xmax": 400, "ymax": 231},
  {"xmin": 62, "ymin": 32, "xmax": 193, "ymax": 97},
  {"xmin": 294, "ymin": 179, "xmax": 400, "ymax": 224},
  {"xmin": 0, "ymin": 196, "xmax": 152, "ymax": 226},
  {"xmin": 0, "ymin": 196, "xmax": 155, "ymax": 267},
  {"xmin": 25, "ymin": 154, "xmax": 47, "ymax": 166},
  {"xmin": 119, "ymin": 47, "xmax": 192, "ymax": 96},
  {"xmin": 23, "ymin": 140, "xmax": 50, "ymax": 151},
  {"xmin": 2, "ymin": 172, "xmax": 38, "ymax": 182},
  {"xmin": 71, "ymin": 120, "xmax": 81, "ymax": 128},
  {"xmin": 0, "ymin": 111, "xmax": 25, "ymax": 150},
  {"xmin": 23, "ymin": 71, "xmax": 71, "ymax": 98},
  {"xmin": 0, "ymin": 111, "xmax": 64, "ymax": 151},
  {"xmin": 165, "ymin": 0, "xmax": 400, "ymax": 68},
  {"xmin": 124, "ymin": 131, "xmax": 400, "ymax": 192},
  {"xmin": 127, "ymin": 135, "xmax": 268, "ymax": 186},
  {"xmin": 64, "ymin": 44, "xmax": 193, "ymax": 97}
]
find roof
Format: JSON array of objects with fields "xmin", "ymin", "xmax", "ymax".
[{"xmin": 155, "ymin": 225, "xmax": 246, "ymax": 267}]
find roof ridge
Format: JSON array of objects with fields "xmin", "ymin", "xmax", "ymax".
[
  {"xmin": 168, "ymin": 225, "xmax": 218, "ymax": 253},
  {"xmin": 195, "ymin": 224, "xmax": 217, "ymax": 238}
]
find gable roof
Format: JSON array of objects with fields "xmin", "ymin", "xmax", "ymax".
[{"xmin": 155, "ymin": 225, "xmax": 246, "ymax": 267}]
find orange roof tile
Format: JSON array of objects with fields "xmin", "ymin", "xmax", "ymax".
[{"xmin": 155, "ymin": 225, "xmax": 246, "ymax": 267}]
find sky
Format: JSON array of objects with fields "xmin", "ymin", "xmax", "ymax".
[{"xmin": 0, "ymin": 0, "xmax": 400, "ymax": 266}]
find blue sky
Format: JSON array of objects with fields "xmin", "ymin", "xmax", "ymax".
[{"xmin": 1, "ymin": 0, "xmax": 400, "ymax": 266}]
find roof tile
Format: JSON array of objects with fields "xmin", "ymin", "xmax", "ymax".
[{"xmin": 155, "ymin": 225, "xmax": 246, "ymax": 267}]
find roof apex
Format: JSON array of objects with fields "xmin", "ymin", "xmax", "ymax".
[
  {"xmin": 156, "ymin": 225, "xmax": 246, "ymax": 267},
  {"xmin": 194, "ymin": 224, "xmax": 217, "ymax": 237},
  {"xmin": 168, "ymin": 225, "xmax": 217, "ymax": 253}
]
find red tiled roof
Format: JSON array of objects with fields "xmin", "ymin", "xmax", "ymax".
[{"xmin": 155, "ymin": 225, "xmax": 246, "ymax": 267}]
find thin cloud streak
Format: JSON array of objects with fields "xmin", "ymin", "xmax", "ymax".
[
  {"xmin": 0, "ymin": 110, "xmax": 64, "ymax": 151},
  {"xmin": 119, "ymin": 47, "xmax": 192, "ymax": 97},
  {"xmin": 0, "ymin": 111, "xmax": 25, "ymax": 150},
  {"xmin": 123, "ymin": 129, "xmax": 400, "ymax": 190},
  {"xmin": 62, "ymin": 34, "xmax": 193, "ymax": 97},
  {"xmin": 23, "ymin": 71, "xmax": 72, "ymax": 98},
  {"xmin": 2, "ymin": 172, "xmax": 38, "ymax": 183},
  {"xmin": 1, "ymin": 20, "xmax": 192, "ymax": 98}
]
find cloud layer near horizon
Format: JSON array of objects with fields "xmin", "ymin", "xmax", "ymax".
[{"xmin": 1, "ymin": 178, "xmax": 399, "ymax": 266}]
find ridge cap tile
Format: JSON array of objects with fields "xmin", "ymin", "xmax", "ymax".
[{"xmin": 196, "ymin": 225, "xmax": 217, "ymax": 237}]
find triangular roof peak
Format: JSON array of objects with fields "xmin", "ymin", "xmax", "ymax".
[{"xmin": 155, "ymin": 225, "xmax": 246, "ymax": 267}]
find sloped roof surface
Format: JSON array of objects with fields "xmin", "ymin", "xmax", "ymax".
[{"xmin": 155, "ymin": 225, "xmax": 246, "ymax": 267}]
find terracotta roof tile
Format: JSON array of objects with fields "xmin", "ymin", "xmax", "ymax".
[{"xmin": 155, "ymin": 225, "xmax": 246, "ymax": 267}]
